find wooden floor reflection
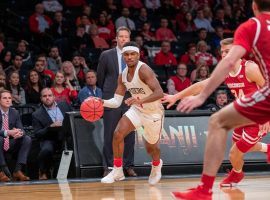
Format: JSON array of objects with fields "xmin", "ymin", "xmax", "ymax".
[{"xmin": 0, "ymin": 174, "xmax": 270, "ymax": 199}]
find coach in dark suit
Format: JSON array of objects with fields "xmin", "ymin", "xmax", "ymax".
[
  {"xmin": 32, "ymin": 88, "xmax": 72, "ymax": 180},
  {"xmin": 0, "ymin": 90, "xmax": 31, "ymax": 182},
  {"xmin": 97, "ymin": 26, "xmax": 136, "ymax": 177}
]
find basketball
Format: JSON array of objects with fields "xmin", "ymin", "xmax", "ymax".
[{"xmin": 80, "ymin": 97, "xmax": 104, "ymax": 122}]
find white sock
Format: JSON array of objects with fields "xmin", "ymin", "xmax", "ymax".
[
  {"xmin": 233, "ymin": 168, "xmax": 242, "ymax": 173},
  {"xmin": 260, "ymin": 143, "xmax": 268, "ymax": 153}
]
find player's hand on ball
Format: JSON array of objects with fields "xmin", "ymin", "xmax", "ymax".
[{"xmin": 161, "ymin": 93, "xmax": 176, "ymax": 109}]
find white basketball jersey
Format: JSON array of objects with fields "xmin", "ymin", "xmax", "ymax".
[{"xmin": 122, "ymin": 61, "xmax": 164, "ymax": 113}]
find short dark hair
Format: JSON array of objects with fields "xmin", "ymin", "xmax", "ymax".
[
  {"xmin": 123, "ymin": 41, "xmax": 139, "ymax": 48},
  {"xmin": 254, "ymin": 0, "xmax": 270, "ymax": 11}
]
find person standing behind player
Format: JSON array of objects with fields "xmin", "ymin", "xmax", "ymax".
[
  {"xmin": 162, "ymin": 37, "xmax": 270, "ymax": 189},
  {"xmin": 97, "ymin": 26, "xmax": 137, "ymax": 177},
  {"xmin": 169, "ymin": 1, "xmax": 270, "ymax": 199},
  {"xmin": 101, "ymin": 42, "xmax": 164, "ymax": 185}
]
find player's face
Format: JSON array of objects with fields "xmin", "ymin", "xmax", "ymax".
[
  {"xmin": 220, "ymin": 44, "xmax": 233, "ymax": 59},
  {"xmin": 123, "ymin": 51, "xmax": 140, "ymax": 67}
]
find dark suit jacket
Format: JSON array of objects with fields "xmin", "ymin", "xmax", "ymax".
[
  {"xmin": 0, "ymin": 108, "xmax": 24, "ymax": 138},
  {"xmin": 97, "ymin": 48, "xmax": 131, "ymax": 108},
  {"xmin": 32, "ymin": 101, "xmax": 72, "ymax": 139}
]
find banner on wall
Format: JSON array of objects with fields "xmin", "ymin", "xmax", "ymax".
[{"xmin": 68, "ymin": 112, "xmax": 270, "ymax": 167}]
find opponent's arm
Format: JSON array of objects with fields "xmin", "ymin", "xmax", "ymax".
[
  {"xmin": 245, "ymin": 61, "xmax": 265, "ymax": 88},
  {"xmin": 103, "ymin": 75, "xmax": 126, "ymax": 108}
]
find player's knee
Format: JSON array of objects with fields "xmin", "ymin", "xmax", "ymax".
[
  {"xmin": 229, "ymin": 145, "xmax": 243, "ymax": 161},
  {"xmin": 113, "ymin": 130, "xmax": 124, "ymax": 142},
  {"xmin": 208, "ymin": 112, "xmax": 229, "ymax": 132}
]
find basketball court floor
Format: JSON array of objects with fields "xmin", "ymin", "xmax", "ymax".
[{"xmin": 1, "ymin": 173, "xmax": 270, "ymax": 200}]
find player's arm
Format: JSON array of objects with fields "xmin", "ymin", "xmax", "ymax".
[
  {"xmin": 161, "ymin": 79, "xmax": 208, "ymax": 108},
  {"xmin": 245, "ymin": 61, "xmax": 265, "ymax": 88},
  {"xmin": 103, "ymin": 75, "xmax": 126, "ymax": 108}
]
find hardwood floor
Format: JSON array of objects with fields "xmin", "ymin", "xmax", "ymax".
[{"xmin": 0, "ymin": 174, "xmax": 269, "ymax": 199}]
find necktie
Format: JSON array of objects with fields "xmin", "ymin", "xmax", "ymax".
[
  {"xmin": 121, "ymin": 56, "xmax": 126, "ymax": 72},
  {"xmin": 125, "ymin": 18, "xmax": 131, "ymax": 30},
  {"xmin": 3, "ymin": 113, "xmax": 9, "ymax": 151}
]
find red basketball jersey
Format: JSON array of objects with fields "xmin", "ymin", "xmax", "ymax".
[
  {"xmin": 224, "ymin": 60, "xmax": 259, "ymax": 99},
  {"xmin": 234, "ymin": 13, "xmax": 270, "ymax": 86}
]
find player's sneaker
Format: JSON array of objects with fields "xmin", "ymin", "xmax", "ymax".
[
  {"xmin": 101, "ymin": 167, "xmax": 125, "ymax": 183},
  {"xmin": 148, "ymin": 159, "xmax": 163, "ymax": 185},
  {"xmin": 171, "ymin": 185, "xmax": 212, "ymax": 200},
  {"xmin": 220, "ymin": 170, "xmax": 244, "ymax": 187}
]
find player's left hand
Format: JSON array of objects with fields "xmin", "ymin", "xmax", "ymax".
[
  {"xmin": 125, "ymin": 97, "xmax": 142, "ymax": 106},
  {"xmin": 177, "ymin": 95, "xmax": 205, "ymax": 113}
]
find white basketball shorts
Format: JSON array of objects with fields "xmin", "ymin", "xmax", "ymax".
[{"xmin": 125, "ymin": 106, "xmax": 164, "ymax": 144}]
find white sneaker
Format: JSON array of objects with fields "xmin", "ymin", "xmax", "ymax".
[
  {"xmin": 101, "ymin": 167, "xmax": 125, "ymax": 183},
  {"xmin": 148, "ymin": 159, "xmax": 163, "ymax": 185}
]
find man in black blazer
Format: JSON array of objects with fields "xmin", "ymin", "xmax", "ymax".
[
  {"xmin": 97, "ymin": 26, "xmax": 137, "ymax": 177},
  {"xmin": 32, "ymin": 88, "xmax": 72, "ymax": 180},
  {"xmin": 0, "ymin": 90, "xmax": 31, "ymax": 182}
]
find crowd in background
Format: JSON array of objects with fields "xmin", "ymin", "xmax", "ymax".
[{"xmin": 0, "ymin": 0, "xmax": 254, "ymax": 111}]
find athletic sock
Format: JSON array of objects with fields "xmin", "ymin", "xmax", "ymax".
[
  {"xmin": 152, "ymin": 159, "xmax": 160, "ymax": 166},
  {"xmin": 114, "ymin": 158, "xmax": 123, "ymax": 167},
  {"xmin": 200, "ymin": 174, "xmax": 215, "ymax": 193},
  {"xmin": 232, "ymin": 168, "xmax": 242, "ymax": 173}
]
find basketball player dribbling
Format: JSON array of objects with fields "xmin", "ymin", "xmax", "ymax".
[
  {"xmin": 100, "ymin": 41, "xmax": 164, "ymax": 185},
  {"xmin": 167, "ymin": 1, "xmax": 270, "ymax": 199},
  {"xmin": 162, "ymin": 38, "xmax": 270, "ymax": 188}
]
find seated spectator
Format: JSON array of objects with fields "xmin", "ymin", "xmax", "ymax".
[
  {"xmin": 4, "ymin": 54, "xmax": 23, "ymax": 80},
  {"xmin": 76, "ymin": 14, "xmax": 92, "ymax": 33},
  {"xmin": 96, "ymin": 13, "xmax": 116, "ymax": 44},
  {"xmin": 72, "ymin": 55, "xmax": 89, "ymax": 87},
  {"xmin": 78, "ymin": 70, "xmax": 102, "ymax": 103},
  {"xmin": 205, "ymin": 90, "xmax": 228, "ymax": 112},
  {"xmin": 140, "ymin": 22, "xmax": 156, "ymax": 42},
  {"xmin": 156, "ymin": 0, "xmax": 177, "ymax": 21},
  {"xmin": 75, "ymin": 5, "xmax": 95, "ymax": 27},
  {"xmin": 32, "ymin": 88, "xmax": 72, "ymax": 180},
  {"xmin": 64, "ymin": 0, "xmax": 86, "ymax": 8},
  {"xmin": 167, "ymin": 63, "xmax": 191, "ymax": 95},
  {"xmin": 145, "ymin": 0, "xmax": 161, "ymax": 11},
  {"xmin": 47, "ymin": 46, "xmax": 62, "ymax": 73},
  {"xmin": 70, "ymin": 25, "xmax": 92, "ymax": 52},
  {"xmin": 50, "ymin": 11, "xmax": 70, "ymax": 40},
  {"xmin": 104, "ymin": 0, "xmax": 120, "ymax": 21},
  {"xmin": 135, "ymin": 7, "xmax": 149, "ymax": 31},
  {"xmin": 34, "ymin": 60, "xmax": 54, "ymax": 88},
  {"xmin": 0, "ymin": 90, "xmax": 31, "ymax": 182},
  {"xmin": 154, "ymin": 40, "xmax": 177, "ymax": 66},
  {"xmin": 122, "ymin": 0, "xmax": 143, "ymax": 10},
  {"xmin": 135, "ymin": 35, "xmax": 149, "ymax": 63},
  {"xmin": 211, "ymin": 7, "xmax": 233, "ymax": 33},
  {"xmin": 6, "ymin": 71, "xmax": 26, "ymax": 106},
  {"xmin": 42, "ymin": 0, "xmax": 63, "ymax": 13},
  {"xmin": 155, "ymin": 18, "xmax": 177, "ymax": 42},
  {"xmin": 25, "ymin": 70, "xmax": 43, "ymax": 105},
  {"xmin": 195, "ymin": 28, "xmax": 211, "ymax": 50},
  {"xmin": 194, "ymin": 8, "xmax": 215, "ymax": 32},
  {"xmin": 190, "ymin": 62, "xmax": 210, "ymax": 83},
  {"xmin": 29, "ymin": 3, "xmax": 53, "ymax": 34},
  {"xmin": 0, "ymin": 72, "xmax": 6, "ymax": 91},
  {"xmin": 51, "ymin": 71, "xmax": 78, "ymax": 104},
  {"xmin": 89, "ymin": 24, "xmax": 110, "ymax": 49},
  {"xmin": 115, "ymin": 7, "xmax": 136, "ymax": 30},
  {"xmin": 195, "ymin": 40, "xmax": 217, "ymax": 69},
  {"xmin": 0, "ymin": 49, "xmax": 12, "ymax": 70},
  {"xmin": 61, "ymin": 61, "xmax": 81, "ymax": 92},
  {"xmin": 179, "ymin": 43, "xmax": 197, "ymax": 75},
  {"xmin": 178, "ymin": 11, "xmax": 196, "ymax": 33}
]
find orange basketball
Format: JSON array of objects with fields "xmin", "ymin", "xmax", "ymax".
[{"xmin": 80, "ymin": 97, "xmax": 104, "ymax": 122}]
